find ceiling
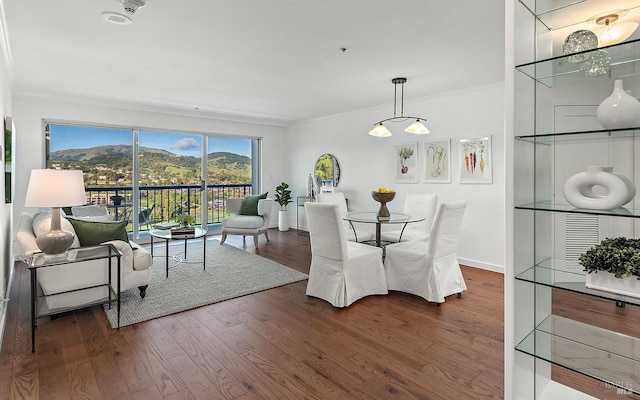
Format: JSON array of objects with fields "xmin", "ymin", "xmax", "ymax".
[{"xmin": 1, "ymin": 0, "xmax": 505, "ymax": 125}]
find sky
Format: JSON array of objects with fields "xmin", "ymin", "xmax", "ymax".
[{"xmin": 49, "ymin": 125, "xmax": 252, "ymax": 157}]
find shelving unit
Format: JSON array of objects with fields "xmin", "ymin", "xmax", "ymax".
[{"xmin": 512, "ymin": 0, "xmax": 640, "ymax": 398}]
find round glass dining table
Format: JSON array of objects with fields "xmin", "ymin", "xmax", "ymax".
[{"xmin": 344, "ymin": 212, "xmax": 425, "ymax": 247}]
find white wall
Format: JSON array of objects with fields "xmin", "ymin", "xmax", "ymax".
[
  {"xmin": 287, "ymin": 83, "xmax": 506, "ymax": 272},
  {"xmin": 11, "ymin": 95, "xmax": 290, "ymax": 229},
  {"xmin": 0, "ymin": 11, "xmax": 12, "ymax": 345}
]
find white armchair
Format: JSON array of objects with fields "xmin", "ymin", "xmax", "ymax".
[
  {"xmin": 220, "ymin": 197, "xmax": 274, "ymax": 246},
  {"xmin": 316, "ymin": 192, "xmax": 374, "ymax": 242},
  {"xmin": 384, "ymin": 201, "xmax": 467, "ymax": 304},
  {"xmin": 381, "ymin": 193, "xmax": 438, "ymax": 243},
  {"xmin": 304, "ymin": 202, "xmax": 387, "ymax": 307},
  {"xmin": 15, "ymin": 211, "xmax": 152, "ymax": 310}
]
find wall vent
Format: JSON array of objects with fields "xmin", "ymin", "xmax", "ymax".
[{"xmin": 565, "ymin": 214, "xmax": 599, "ymax": 266}]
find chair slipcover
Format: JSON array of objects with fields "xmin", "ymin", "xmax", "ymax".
[
  {"xmin": 380, "ymin": 193, "xmax": 438, "ymax": 243},
  {"xmin": 304, "ymin": 202, "xmax": 387, "ymax": 307},
  {"xmin": 220, "ymin": 197, "xmax": 273, "ymax": 246},
  {"xmin": 316, "ymin": 192, "xmax": 374, "ymax": 242},
  {"xmin": 384, "ymin": 200, "xmax": 467, "ymax": 304}
]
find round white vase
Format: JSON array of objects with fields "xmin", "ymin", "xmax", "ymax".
[
  {"xmin": 278, "ymin": 210, "xmax": 289, "ymax": 231},
  {"xmin": 596, "ymin": 80, "xmax": 640, "ymax": 129},
  {"xmin": 563, "ymin": 166, "xmax": 631, "ymax": 210},
  {"xmin": 602, "ymin": 166, "xmax": 636, "ymax": 204}
]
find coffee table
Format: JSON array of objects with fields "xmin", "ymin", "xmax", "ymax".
[{"xmin": 149, "ymin": 227, "xmax": 207, "ymax": 278}]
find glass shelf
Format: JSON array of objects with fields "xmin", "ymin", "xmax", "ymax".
[
  {"xmin": 521, "ymin": 0, "xmax": 640, "ymax": 31},
  {"xmin": 515, "ymin": 201, "xmax": 640, "ymax": 218},
  {"xmin": 516, "ymin": 315, "xmax": 640, "ymax": 395},
  {"xmin": 516, "ymin": 259, "xmax": 640, "ymax": 307},
  {"xmin": 516, "ymin": 38, "xmax": 640, "ymax": 87},
  {"xmin": 515, "ymin": 128, "xmax": 640, "ymax": 142}
]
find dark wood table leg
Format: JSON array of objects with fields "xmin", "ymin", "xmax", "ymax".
[
  {"xmin": 31, "ymin": 268, "xmax": 36, "ymax": 352},
  {"xmin": 165, "ymin": 239, "xmax": 169, "ymax": 278},
  {"xmin": 376, "ymin": 222, "xmax": 381, "ymax": 247},
  {"xmin": 203, "ymin": 235, "xmax": 206, "ymax": 271}
]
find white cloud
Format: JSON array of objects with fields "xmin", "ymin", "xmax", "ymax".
[{"xmin": 170, "ymin": 138, "xmax": 200, "ymax": 151}]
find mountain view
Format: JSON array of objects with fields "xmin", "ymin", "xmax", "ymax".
[{"xmin": 50, "ymin": 145, "xmax": 251, "ymax": 187}]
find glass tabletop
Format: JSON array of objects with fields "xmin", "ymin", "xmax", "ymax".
[
  {"xmin": 344, "ymin": 212, "xmax": 425, "ymax": 224},
  {"xmin": 149, "ymin": 226, "xmax": 207, "ymax": 239},
  {"xmin": 28, "ymin": 244, "xmax": 121, "ymax": 268}
]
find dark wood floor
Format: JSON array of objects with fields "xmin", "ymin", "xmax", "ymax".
[{"xmin": 0, "ymin": 229, "xmax": 504, "ymax": 400}]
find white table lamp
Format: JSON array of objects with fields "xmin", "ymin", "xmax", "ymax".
[{"xmin": 24, "ymin": 169, "xmax": 87, "ymax": 254}]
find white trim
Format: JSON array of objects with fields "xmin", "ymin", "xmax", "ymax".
[{"xmin": 459, "ymin": 257, "xmax": 504, "ymax": 274}]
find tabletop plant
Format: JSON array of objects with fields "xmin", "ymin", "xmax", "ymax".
[
  {"xmin": 579, "ymin": 237, "xmax": 640, "ymax": 279},
  {"xmin": 275, "ymin": 181, "xmax": 292, "ymax": 211}
]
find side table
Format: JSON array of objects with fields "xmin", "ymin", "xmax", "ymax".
[
  {"xmin": 27, "ymin": 244, "xmax": 122, "ymax": 352},
  {"xmin": 149, "ymin": 227, "xmax": 207, "ymax": 278}
]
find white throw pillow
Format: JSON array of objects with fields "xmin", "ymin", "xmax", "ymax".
[{"xmin": 32, "ymin": 211, "xmax": 81, "ymax": 248}]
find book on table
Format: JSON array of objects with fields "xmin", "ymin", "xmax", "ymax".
[
  {"xmin": 153, "ymin": 222, "xmax": 180, "ymax": 230},
  {"xmin": 171, "ymin": 226, "xmax": 196, "ymax": 237}
]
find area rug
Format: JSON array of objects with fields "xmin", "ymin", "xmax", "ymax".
[{"xmin": 104, "ymin": 239, "xmax": 308, "ymax": 328}]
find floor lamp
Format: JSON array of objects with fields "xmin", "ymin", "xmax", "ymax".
[{"xmin": 24, "ymin": 169, "xmax": 87, "ymax": 254}]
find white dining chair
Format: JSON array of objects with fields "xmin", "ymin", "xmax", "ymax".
[
  {"xmin": 316, "ymin": 192, "xmax": 374, "ymax": 242},
  {"xmin": 384, "ymin": 200, "xmax": 467, "ymax": 304},
  {"xmin": 304, "ymin": 202, "xmax": 388, "ymax": 307},
  {"xmin": 380, "ymin": 193, "xmax": 438, "ymax": 243}
]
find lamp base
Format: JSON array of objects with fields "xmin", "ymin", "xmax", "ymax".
[{"xmin": 36, "ymin": 229, "xmax": 74, "ymax": 255}]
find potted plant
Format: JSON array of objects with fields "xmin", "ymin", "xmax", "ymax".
[
  {"xmin": 580, "ymin": 237, "xmax": 640, "ymax": 298},
  {"xmin": 274, "ymin": 181, "xmax": 292, "ymax": 231}
]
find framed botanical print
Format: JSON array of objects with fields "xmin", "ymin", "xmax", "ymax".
[
  {"xmin": 459, "ymin": 135, "xmax": 492, "ymax": 184},
  {"xmin": 423, "ymin": 139, "xmax": 451, "ymax": 183},
  {"xmin": 395, "ymin": 142, "xmax": 418, "ymax": 183}
]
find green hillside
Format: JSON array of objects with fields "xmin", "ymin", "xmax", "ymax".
[{"xmin": 50, "ymin": 146, "xmax": 251, "ymax": 185}]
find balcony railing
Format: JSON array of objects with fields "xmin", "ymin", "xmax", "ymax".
[{"xmin": 84, "ymin": 183, "xmax": 253, "ymax": 230}]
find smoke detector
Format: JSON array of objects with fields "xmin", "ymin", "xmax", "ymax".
[
  {"xmin": 117, "ymin": 0, "xmax": 146, "ymax": 14},
  {"xmin": 101, "ymin": 12, "xmax": 133, "ymax": 25}
]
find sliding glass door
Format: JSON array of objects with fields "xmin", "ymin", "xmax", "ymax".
[{"xmin": 46, "ymin": 123, "xmax": 258, "ymax": 240}]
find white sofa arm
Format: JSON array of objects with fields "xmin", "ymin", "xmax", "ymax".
[{"xmin": 16, "ymin": 212, "xmax": 39, "ymax": 257}]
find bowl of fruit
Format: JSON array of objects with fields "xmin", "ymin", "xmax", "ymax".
[{"xmin": 372, "ymin": 187, "xmax": 395, "ymax": 219}]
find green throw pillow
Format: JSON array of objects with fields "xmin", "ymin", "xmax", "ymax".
[
  {"xmin": 67, "ymin": 218, "xmax": 129, "ymax": 247},
  {"xmin": 239, "ymin": 192, "xmax": 268, "ymax": 215}
]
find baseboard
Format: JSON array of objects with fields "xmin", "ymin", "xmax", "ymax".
[
  {"xmin": 0, "ymin": 267, "xmax": 13, "ymax": 349},
  {"xmin": 459, "ymin": 257, "xmax": 504, "ymax": 274}
]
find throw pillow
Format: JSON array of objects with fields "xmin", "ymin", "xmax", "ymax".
[
  {"xmin": 66, "ymin": 218, "xmax": 129, "ymax": 247},
  {"xmin": 239, "ymin": 192, "xmax": 268, "ymax": 216}
]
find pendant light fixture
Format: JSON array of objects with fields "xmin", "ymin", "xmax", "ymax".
[{"xmin": 369, "ymin": 77, "xmax": 430, "ymax": 137}]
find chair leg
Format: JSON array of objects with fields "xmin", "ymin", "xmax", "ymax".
[
  {"xmin": 253, "ymin": 234, "xmax": 259, "ymax": 247},
  {"xmin": 220, "ymin": 232, "xmax": 227, "ymax": 244},
  {"xmin": 457, "ymin": 292, "xmax": 462, "ymax": 298},
  {"xmin": 264, "ymin": 230, "xmax": 270, "ymax": 242},
  {"xmin": 138, "ymin": 285, "xmax": 148, "ymax": 299}
]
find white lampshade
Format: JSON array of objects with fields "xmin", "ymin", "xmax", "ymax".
[
  {"xmin": 595, "ymin": 21, "xmax": 639, "ymax": 46},
  {"xmin": 25, "ymin": 169, "xmax": 87, "ymax": 208},
  {"xmin": 369, "ymin": 123, "xmax": 392, "ymax": 137},
  {"xmin": 404, "ymin": 119, "xmax": 430, "ymax": 134}
]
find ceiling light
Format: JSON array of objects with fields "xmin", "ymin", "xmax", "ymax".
[
  {"xmin": 369, "ymin": 77, "xmax": 429, "ymax": 137},
  {"xmin": 588, "ymin": 10, "xmax": 639, "ymax": 46},
  {"xmin": 117, "ymin": 0, "xmax": 146, "ymax": 14}
]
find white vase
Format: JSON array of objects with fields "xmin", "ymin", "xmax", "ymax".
[
  {"xmin": 602, "ymin": 166, "xmax": 636, "ymax": 204},
  {"xmin": 596, "ymin": 79, "xmax": 640, "ymax": 129},
  {"xmin": 563, "ymin": 166, "xmax": 630, "ymax": 210},
  {"xmin": 278, "ymin": 210, "xmax": 289, "ymax": 231}
]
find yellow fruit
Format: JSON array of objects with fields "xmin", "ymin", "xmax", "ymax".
[
  {"xmin": 378, "ymin": 187, "xmax": 387, "ymax": 193},
  {"xmin": 388, "ymin": 189, "xmax": 395, "ymax": 193}
]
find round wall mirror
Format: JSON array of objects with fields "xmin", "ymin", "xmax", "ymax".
[{"xmin": 314, "ymin": 153, "xmax": 340, "ymax": 187}]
